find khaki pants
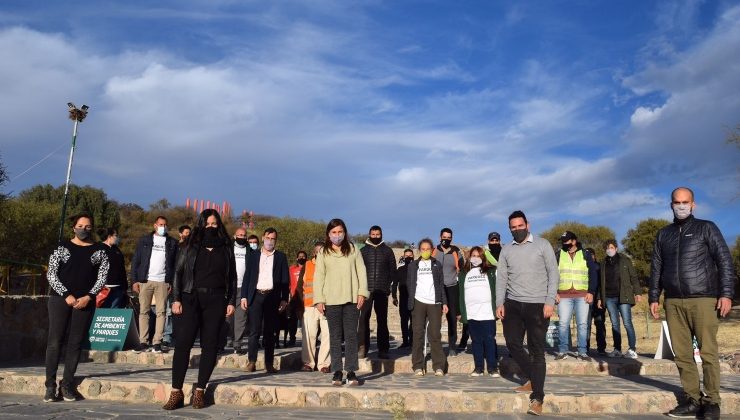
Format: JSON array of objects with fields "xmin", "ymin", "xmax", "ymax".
[
  {"xmin": 301, "ymin": 306, "xmax": 330, "ymax": 369},
  {"xmin": 138, "ymin": 281, "xmax": 169, "ymax": 345},
  {"xmin": 664, "ymin": 297, "xmax": 720, "ymax": 404}
]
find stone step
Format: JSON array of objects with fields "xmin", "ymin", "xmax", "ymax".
[
  {"xmin": 81, "ymin": 347, "xmax": 303, "ymax": 371},
  {"xmin": 81, "ymin": 347, "xmax": 735, "ymax": 377},
  {"xmin": 1, "ymin": 364, "xmax": 738, "ymax": 415}
]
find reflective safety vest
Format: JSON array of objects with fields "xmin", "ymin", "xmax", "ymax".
[
  {"xmin": 484, "ymin": 249, "xmax": 498, "ymax": 266},
  {"xmin": 558, "ymin": 249, "xmax": 588, "ymax": 291}
]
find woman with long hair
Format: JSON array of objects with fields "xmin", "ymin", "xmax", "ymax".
[
  {"xmin": 458, "ymin": 246, "xmax": 499, "ymax": 377},
  {"xmin": 97, "ymin": 227, "xmax": 128, "ymax": 309},
  {"xmin": 44, "ymin": 213, "xmax": 109, "ymax": 402},
  {"xmin": 163, "ymin": 209, "xmax": 236, "ymax": 410},
  {"xmin": 313, "ymin": 218, "xmax": 369, "ymax": 386}
]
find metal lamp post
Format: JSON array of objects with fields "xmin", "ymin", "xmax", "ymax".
[{"xmin": 57, "ymin": 102, "xmax": 90, "ymax": 243}]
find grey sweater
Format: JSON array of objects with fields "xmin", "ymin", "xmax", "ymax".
[{"xmin": 495, "ymin": 234, "xmax": 559, "ymax": 307}]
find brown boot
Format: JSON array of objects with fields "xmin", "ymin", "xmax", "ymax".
[
  {"xmin": 191, "ymin": 388, "xmax": 205, "ymax": 409},
  {"xmin": 527, "ymin": 399, "xmax": 543, "ymax": 415},
  {"xmin": 162, "ymin": 389, "xmax": 184, "ymax": 410},
  {"xmin": 245, "ymin": 361, "xmax": 256, "ymax": 372},
  {"xmin": 513, "ymin": 380, "xmax": 532, "ymax": 393}
]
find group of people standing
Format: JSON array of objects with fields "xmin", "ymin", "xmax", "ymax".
[{"xmin": 42, "ymin": 186, "xmax": 735, "ymax": 419}]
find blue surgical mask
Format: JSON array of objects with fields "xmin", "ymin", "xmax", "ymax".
[
  {"xmin": 157, "ymin": 226, "xmax": 167, "ymax": 236},
  {"xmin": 249, "ymin": 243, "xmax": 258, "ymax": 250}
]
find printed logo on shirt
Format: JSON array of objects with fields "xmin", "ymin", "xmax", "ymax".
[{"xmin": 466, "ymin": 273, "xmax": 487, "ymax": 283}]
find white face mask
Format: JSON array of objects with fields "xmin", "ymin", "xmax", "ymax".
[
  {"xmin": 249, "ymin": 243, "xmax": 258, "ymax": 250},
  {"xmin": 672, "ymin": 203, "xmax": 692, "ymax": 220},
  {"xmin": 156, "ymin": 226, "xmax": 167, "ymax": 236},
  {"xmin": 469, "ymin": 256, "xmax": 482, "ymax": 267},
  {"xmin": 606, "ymin": 249, "xmax": 617, "ymax": 258}
]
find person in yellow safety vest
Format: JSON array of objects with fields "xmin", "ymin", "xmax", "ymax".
[
  {"xmin": 554, "ymin": 231, "xmax": 599, "ymax": 361},
  {"xmin": 459, "ymin": 231, "xmax": 502, "ymax": 352}
]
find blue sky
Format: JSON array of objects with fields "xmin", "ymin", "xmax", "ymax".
[{"xmin": 1, "ymin": 0, "xmax": 738, "ymax": 246}]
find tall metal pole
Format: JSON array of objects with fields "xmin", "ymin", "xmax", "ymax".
[{"xmin": 57, "ymin": 119, "xmax": 79, "ymax": 243}]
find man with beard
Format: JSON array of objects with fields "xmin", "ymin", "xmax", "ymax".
[
  {"xmin": 496, "ymin": 211, "xmax": 559, "ymax": 416},
  {"xmin": 359, "ymin": 225, "xmax": 397, "ymax": 359}
]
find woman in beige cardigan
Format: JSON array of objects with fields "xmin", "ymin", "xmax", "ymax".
[{"xmin": 313, "ymin": 218, "xmax": 369, "ymax": 386}]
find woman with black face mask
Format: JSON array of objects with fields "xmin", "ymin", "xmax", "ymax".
[
  {"xmin": 163, "ymin": 209, "xmax": 237, "ymax": 410},
  {"xmin": 44, "ymin": 213, "xmax": 109, "ymax": 403}
]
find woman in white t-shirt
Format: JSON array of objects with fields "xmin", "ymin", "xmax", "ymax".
[
  {"xmin": 406, "ymin": 238, "xmax": 448, "ymax": 376},
  {"xmin": 458, "ymin": 246, "xmax": 499, "ymax": 377}
]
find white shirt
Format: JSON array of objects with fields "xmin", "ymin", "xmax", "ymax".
[
  {"xmin": 414, "ymin": 260, "xmax": 436, "ymax": 304},
  {"xmin": 234, "ymin": 244, "xmax": 248, "ymax": 288},
  {"xmin": 147, "ymin": 235, "xmax": 167, "ymax": 282},
  {"xmin": 464, "ymin": 267, "xmax": 494, "ymax": 321},
  {"xmin": 256, "ymin": 249, "xmax": 275, "ymax": 290}
]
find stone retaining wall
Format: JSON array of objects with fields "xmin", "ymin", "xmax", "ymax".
[{"xmin": 0, "ymin": 296, "xmax": 48, "ymax": 363}]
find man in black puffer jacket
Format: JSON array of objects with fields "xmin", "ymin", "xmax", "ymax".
[
  {"xmin": 649, "ymin": 187, "xmax": 735, "ymax": 420},
  {"xmin": 359, "ymin": 225, "xmax": 397, "ymax": 359}
]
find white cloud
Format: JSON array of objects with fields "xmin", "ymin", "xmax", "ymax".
[{"xmin": 630, "ymin": 105, "xmax": 664, "ymax": 127}]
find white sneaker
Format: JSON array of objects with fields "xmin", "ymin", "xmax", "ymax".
[
  {"xmin": 624, "ymin": 349, "xmax": 638, "ymax": 359},
  {"xmin": 608, "ymin": 349, "xmax": 622, "ymax": 358},
  {"xmin": 469, "ymin": 370, "xmax": 484, "ymax": 377},
  {"xmin": 414, "ymin": 369, "xmax": 424, "ymax": 376},
  {"xmin": 434, "ymin": 369, "xmax": 444, "ymax": 376}
]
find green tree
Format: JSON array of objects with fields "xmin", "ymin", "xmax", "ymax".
[
  {"xmin": 17, "ymin": 184, "xmax": 121, "ymax": 234},
  {"xmin": 0, "ymin": 199, "xmax": 60, "ymax": 265},
  {"xmin": 540, "ymin": 221, "xmax": 616, "ymax": 262},
  {"xmin": 245, "ymin": 216, "xmax": 325, "ymax": 262},
  {"xmin": 622, "ymin": 218, "xmax": 671, "ymax": 286},
  {"xmin": 0, "ymin": 184, "xmax": 123, "ymax": 265}
]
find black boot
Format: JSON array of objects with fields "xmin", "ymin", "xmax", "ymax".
[{"xmin": 667, "ymin": 398, "xmax": 701, "ymax": 418}]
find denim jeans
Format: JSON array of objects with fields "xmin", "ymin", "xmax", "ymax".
[
  {"xmin": 468, "ymin": 319, "xmax": 497, "ymax": 373},
  {"xmin": 557, "ymin": 296, "xmax": 590, "ymax": 355},
  {"xmin": 604, "ymin": 297, "xmax": 636, "ymax": 351}
]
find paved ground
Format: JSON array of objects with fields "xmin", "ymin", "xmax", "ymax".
[{"xmin": 0, "ymin": 394, "xmax": 702, "ymax": 419}]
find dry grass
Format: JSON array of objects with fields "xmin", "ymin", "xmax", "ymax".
[{"xmin": 555, "ymin": 294, "xmax": 740, "ymax": 355}]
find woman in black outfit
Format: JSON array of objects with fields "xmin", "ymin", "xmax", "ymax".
[
  {"xmin": 44, "ymin": 213, "xmax": 109, "ymax": 402},
  {"xmin": 163, "ymin": 209, "xmax": 236, "ymax": 410},
  {"xmin": 97, "ymin": 227, "xmax": 128, "ymax": 309}
]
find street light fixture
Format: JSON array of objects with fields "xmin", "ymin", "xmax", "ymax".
[{"xmin": 57, "ymin": 102, "xmax": 90, "ymax": 243}]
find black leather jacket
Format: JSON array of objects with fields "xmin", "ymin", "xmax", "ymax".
[
  {"xmin": 649, "ymin": 216, "xmax": 735, "ymax": 303},
  {"xmin": 360, "ymin": 241, "xmax": 397, "ymax": 294},
  {"xmin": 173, "ymin": 243, "xmax": 237, "ymax": 306}
]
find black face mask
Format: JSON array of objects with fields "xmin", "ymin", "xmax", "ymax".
[
  {"xmin": 74, "ymin": 228, "xmax": 91, "ymax": 241},
  {"xmin": 369, "ymin": 237, "xmax": 382, "ymax": 245},
  {"xmin": 440, "ymin": 239, "xmax": 451, "ymax": 248},
  {"xmin": 235, "ymin": 237, "xmax": 247, "ymax": 246},
  {"xmin": 297, "ymin": 258, "xmax": 307, "ymax": 266},
  {"xmin": 511, "ymin": 229, "xmax": 528, "ymax": 243},
  {"xmin": 488, "ymin": 243, "xmax": 502, "ymax": 257},
  {"xmin": 404, "ymin": 256, "xmax": 413, "ymax": 265}
]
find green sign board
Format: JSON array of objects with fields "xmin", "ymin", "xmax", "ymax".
[{"xmin": 85, "ymin": 308, "xmax": 139, "ymax": 351}]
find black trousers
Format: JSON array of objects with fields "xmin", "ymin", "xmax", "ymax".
[
  {"xmin": 443, "ymin": 284, "xmax": 459, "ymax": 348},
  {"xmin": 45, "ymin": 295, "xmax": 95, "ymax": 388},
  {"xmin": 398, "ymin": 285, "xmax": 412, "ymax": 344},
  {"xmin": 358, "ymin": 290, "xmax": 390, "ymax": 353},
  {"xmin": 172, "ymin": 290, "xmax": 227, "ymax": 389},
  {"xmin": 502, "ymin": 299, "xmax": 547, "ymax": 402},
  {"xmin": 325, "ymin": 303, "xmax": 360, "ymax": 372},
  {"xmin": 247, "ymin": 291, "xmax": 279, "ymax": 365},
  {"xmin": 587, "ymin": 302, "xmax": 606, "ymax": 353}
]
